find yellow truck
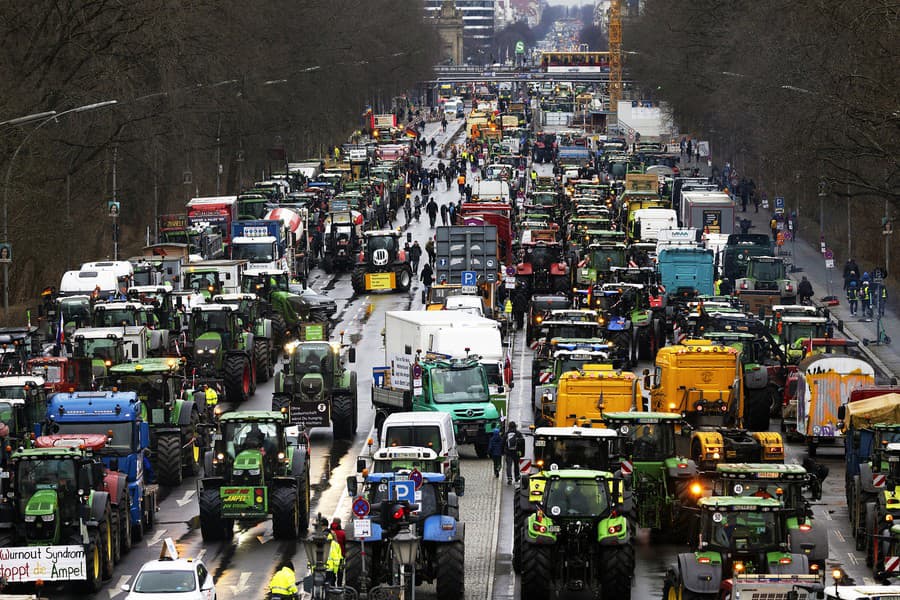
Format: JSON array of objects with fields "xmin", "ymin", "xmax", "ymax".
[
  {"xmin": 647, "ymin": 339, "xmax": 783, "ymax": 469},
  {"xmin": 540, "ymin": 365, "xmax": 640, "ymax": 427}
]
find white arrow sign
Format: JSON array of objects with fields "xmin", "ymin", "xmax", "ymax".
[
  {"xmin": 145, "ymin": 528, "xmax": 167, "ymax": 547},
  {"xmin": 231, "ymin": 572, "xmax": 252, "ymax": 596},
  {"xmin": 108, "ymin": 575, "xmax": 131, "ymax": 599},
  {"xmin": 175, "ymin": 489, "xmax": 196, "ymax": 507}
]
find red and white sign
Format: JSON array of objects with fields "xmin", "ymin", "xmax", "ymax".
[
  {"xmin": 519, "ymin": 459, "xmax": 532, "ymax": 474},
  {"xmin": 529, "ymin": 340, "xmax": 540, "ymax": 350},
  {"xmin": 885, "ymin": 555, "xmax": 900, "ymax": 572},
  {"xmin": 620, "ymin": 460, "xmax": 633, "ymax": 476},
  {"xmin": 538, "ymin": 372, "xmax": 552, "ymax": 384},
  {"xmin": 873, "ymin": 474, "xmax": 887, "ymax": 488}
]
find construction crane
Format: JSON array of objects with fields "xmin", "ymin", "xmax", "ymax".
[{"xmin": 608, "ymin": 0, "xmax": 622, "ymax": 113}]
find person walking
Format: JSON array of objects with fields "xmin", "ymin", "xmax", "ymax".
[
  {"xmin": 440, "ymin": 203, "xmax": 449, "ymax": 226},
  {"xmin": 420, "ymin": 262, "xmax": 434, "ymax": 304},
  {"xmin": 429, "ymin": 138, "xmax": 437, "ymax": 156},
  {"xmin": 457, "ymin": 173, "xmax": 466, "ymax": 195},
  {"xmin": 770, "ymin": 217, "xmax": 779, "ymax": 242},
  {"xmin": 425, "ymin": 237, "xmax": 436, "ymax": 265},
  {"xmin": 268, "ymin": 561, "xmax": 298, "ymax": 599},
  {"xmin": 504, "ymin": 421, "xmax": 524, "ymax": 485},
  {"xmin": 488, "ymin": 427, "xmax": 504, "ymax": 478},
  {"xmin": 448, "ymin": 202, "xmax": 457, "ymax": 224},
  {"xmin": 860, "ymin": 280, "xmax": 872, "ymax": 319},
  {"xmin": 426, "ymin": 197, "xmax": 438, "ymax": 227},
  {"xmin": 798, "ymin": 276, "xmax": 814, "ymax": 304},
  {"xmin": 843, "ymin": 258, "xmax": 860, "ymax": 290},
  {"xmin": 847, "ymin": 280, "xmax": 859, "ymax": 316},
  {"xmin": 409, "ymin": 240, "xmax": 422, "ymax": 273},
  {"xmin": 686, "ymin": 138, "xmax": 693, "ymax": 162}
]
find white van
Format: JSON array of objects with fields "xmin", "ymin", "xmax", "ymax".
[
  {"xmin": 81, "ymin": 261, "xmax": 134, "ymax": 293},
  {"xmin": 60, "ymin": 270, "xmax": 119, "ymax": 298},
  {"xmin": 366, "ymin": 411, "xmax": 460, "ymax": 481}
]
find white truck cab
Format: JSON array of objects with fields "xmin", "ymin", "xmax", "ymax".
[{"xmin": 361, "ymin": 411, "xmax": 460, "ymax": 481}]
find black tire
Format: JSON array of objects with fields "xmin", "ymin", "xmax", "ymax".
[
  {"xmin": 110, "ymin": 509, "xmax": 121, "ymax": 564},
  {"xmin": 156, "ymin": 434, "xmax": 183, "ymax": 486},
  {"xmin": 119, "ymin": 502, "xmax": 132, "ymax": 554},
  {"xmin": 145, "ymin": 493, "xmax": 156, "ymax": 530},
  {"xmin": 99, "ymin": 512, "xmax": 114, "ymax": 579},
  {"xmin": 513, "ymin": 488, "xmax": 524, "ymax": 574},
  {"xmin": 600, "ymin": 546, "xmax": 634, "ymax": 600},
  {"xmin": 254, "ymin": 339, "xmax": 271, "ymax": 383},
  {"xmin": 82, "ymin": 534, "xmax": 103, "ymax": 593},
  {"xmin": 671, "ymin": 479, "xmax": 695, "ymax": 539},
  {"xmin": 349, "ymin": 372, "xmax": 359, "ymax": 433},
  {"xmin": 474, "ymin": 435, "xmax": 490, "ymax": 458},
  {"xmin": 270, "ymin": 312, "xmax": 288, "ymax": 348},
  {"xmin": 520, "ymin": 543, "xmax": 552, "ymax": 600},
  {"xmin": 344, "ymin": 541, "xmax": 372, "ymax": 592},
  {"xmin": 322, "ymin": 256, "xmax": 334, "ymax": 274},
  {"xmin": 351, "ymin": 267, "xmax": 366, "ymax": 295},
  {"xmin": 332, "ymin": 394, "xmax": 355, "ymax": 440},
  {"xmin": 199, "ymin": 488, "xmax": 228, "ymax": 541},
  {"xmin": 271, "ymin": 486, "xmax": 300, "ymax": 540},
  {"xmin": 224, "ymin": 354, "xmax": 251, "ymax": 403},
  {"xmin": 435, "ymin": 541, "xmax": 465, "ymax": 600},
  {"xmin": 272, "ymin": 393, "xmax": 291, "ymax": 414},
  {"xmin": 297, "ymin": 467, "xmax": 310, "ymax": 536},
  {"xmin": 807, "ymin": 441, "xmax": 817, "ymax": 458},
  {"xmin": 184, "ymin": 409, "xmax": 202, "ymax": 477},
  {"xmin": 396, "ymin": 267, "xmax": 412, "ymax": 292}
]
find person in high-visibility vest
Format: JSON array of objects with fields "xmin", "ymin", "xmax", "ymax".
[
  {"xmin": 204, "ymin": 385, "xmax": 218, "ymax": 410},
  {"xmin": 268, "ymin": 560, "xmax": 298, "ymax": 599}
]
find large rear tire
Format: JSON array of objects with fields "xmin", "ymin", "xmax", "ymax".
[
  {"xmin": 351, "ymin": 267, "xmax": 366, "ymax": 295},
  {"xmin": 600, "ymin": 546, "xmax": 634, "ymax": 600},
  {"xmin": 332, "ymin": 394, "xmax": 356, "ymax": 440},
  {"xmin": 397, "ymin": 268, "xmax": 412, "ymax": 292},
  {"xmin": 100, "ymin": 512, "xmax": 114, "ymax": 579},
  {"xmin": 156, "ymin": 434, "xmax": 183, "ymax": 486},
  {"xmin": 184, "ymin": 409, "xmax": 202, "ymax": 477},
  {"xmin": 82, "ymin": 533, "xmax": 103, "ymax": 593},
  {"xmin": 671, "ymin": 479, "xmax": 697, "ymax": 540},
  {"xmin": 520, "ymin": 543, "xmax": 552, "ymax": 600},
  {"xmin": 199, "ymin": 488, "xmax": 227, "ymax": 541},
  {"xmin": 119, "ymin": 502, "xmax": 132, "ymax": 553},
  {"xmin": 512, "ymin": 488, "xmax": 524, "ymax": 573},
  {"xmin": 224, "ymin": 354, "xmax": 251, "ymax": 403},
  {"xmin": 435, "ymin": 540, "xmax": 465, "ymax": 600},
  {"xmin": 271, "ymin": 486, "xmax": 300, "ymax": 540},
  {"xmin": 254, "ymin": 339, "xmax": 271, "ymax": 383},
  {"xmin": 270, "ymin": 312, "xmax": 288, "ymax": 349}
]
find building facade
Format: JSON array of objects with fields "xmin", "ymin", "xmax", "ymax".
[
  {"xmin": 425, "ymin": 0, "xmax": 495, "ymax": 63},
  {"xmin": 431, "ymin": 0, "xmax": 465, "ymax": 65}
]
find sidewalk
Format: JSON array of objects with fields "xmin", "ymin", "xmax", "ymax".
[{"xmin": 736, "ymin": 193, "xmax": 900, "ymax": 382}]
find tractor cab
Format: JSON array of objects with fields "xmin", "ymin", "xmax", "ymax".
[
  {"xmin": 93, "ymin": 301, "xmax": 158, "ymax": 328},
  {"xmin": 530, "ymin": 426, "xmax": 617, "ymax": 473},
  {"xmin": 183, "ymin": 269, "xmax": 225, "ymax": 298},
  {"xmin": 603, "ymin": 412, "xmax": 683, "ymax": 462},
  {"xmin": 190, "ymin": 304, "xmax": 244, "ymax": 355},
  {"xmin": 11, "ymin": 448, "xmax": 93, "ymax": 538},
  {"xmin": 211, "ymin": 411, "xmax": 294, "ymax": 484},
  {"xmin": 242, "ymin": 269, "xmax": 291, "ymax": 296}
]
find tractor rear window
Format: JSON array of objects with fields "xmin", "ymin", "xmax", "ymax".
[
  {"xmin": 544, "ymin": 479, "xmax": 608, "ymax": 517},
  {"xmin": 750, "ymin": 261, "xmax": 783, "ymax": 280},
  {"xmin": 367, "ymin": 236, "xmax": 397, "ymax": 252}
]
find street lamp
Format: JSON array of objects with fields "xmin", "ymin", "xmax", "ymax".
[
  {"xmin": 302, "ymin": 522, "xmax": 329, "ymax": 594},
  {"xmin": 391, "ymin": 525, "xmax": 419, "ymax": 600},
  {"xmin": 1, "ymin": 99, "xmax": 117, "ymax": 314}
]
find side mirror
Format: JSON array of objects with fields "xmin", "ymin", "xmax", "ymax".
[
  {"xmin": 121, "ymin": 584, "xmax": 131, "ymax": 592},
  {"xmin": 447, "ymin": 492, "xmax": 459, "ymax": 509},
  {"xmin": 356, "ymin": 457, "xmax": 366, "ymax": 473},
  {"xmin": 348, "ymin": 348, "xmax": 356, "ymax": 363},
  {"xmin": 346, "ymin": 475, "xmax": 358, "ymax": 498},
  {"xmin": 132, "ymin": 343, "xmax": 140, "ymax": 357},
  {"xmin": 837, "ymin": 405, "xmax": 846, "ymax": 421}
]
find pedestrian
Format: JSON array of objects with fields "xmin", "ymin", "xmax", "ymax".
[
  {"xmin": 512, "ymin": 281, "xmax": 528, "ymax": 330},
  {"xmin": 878, "ymin": 283, "xmax": 888, "ymax": 318},
  {"xmin": 420, "ymin": 262, "xmax": 434, "ymax": 303},
  {"xmin": 843, "ymin": 258, "xmax": 860, "ymax": 290},
  {"xmin": 441, "ymin": 117, "xmax": 448, "ymax": 132},
  {"xmin": 429, "ymin": 138, "xmax": 437, "ymax": 155},
  {"xmin": 488, "ymin": 427, "xmax": 504, "ymax": 478},
  {"xmin": 457, "ymin": 173, "xmax": 466, "ymax": 195},
  {"xmin": 426, "ymin": 197, "xmax": 438, "ymax": 227},
  {"xmin": 409, "ymin": 240, "xmax": 422, "ymax": 273},
  {"xmin": 686, "ymin": 138, "xmax": 693, "ymax": 161},
  {"xmin": 740, "ymin": 177, "xmax": 749, "ymax": 212},
  {"xmin": 739, "ymin": 218, "xmax": 752, "ymax": 234},
  {"xmin": 860, "ymin": 280, "xmax": 872, "ymax": 319},
  {"xmin": 695, "ymin": 145, "xmax": 700, "ymax": 163},
  {"xmin": 324, "ymin": 518, "xmax": 344, "ymax": 586},
  {"xmin": 847, "ymin": 280, "xmax": 858, "ymax": 316},
  {"xmin": 330, "ymin": 518, "xmax": 346, "ymax": 556},
  {"xmin": 465, "ymin": 184, "xmax": 472, "ymax": 202},
  {"xmin": 268, "ymin": 561, "xmax": 298, "ymax": 599},
  {"xmin": 440, "ymin": 203, "xmax": 449, "ymax": 226},
  {"xmin": 798, "ymin": 276, "xmax": 814, "ymax": 304},
  {"xmin": 719, "ymin": 277, "xmax": 733, "ymax": 296},
  {"xmin": 680, "ymin": 136, "xmax": 686, "ymax": 157},
  {"xmin": 504, "ymin": 421, "xmax": 524, "ymax": 484},
  {"xmin": 770, "ymin": 217, "xmax": 779, "ymax": 242},
  {"xmin": 448, "ymin": 202, "xmax": 456, "ymax": 224},
  {"xmin": 425, "ymin": 237, "xmax": 436, "ymax": 265}
]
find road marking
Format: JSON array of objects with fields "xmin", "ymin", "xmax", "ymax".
[
  {"xmin": 847, "ymin": 552, "xmax": 858, "ymax": 565},
  {"xmin": 197, "ymin": 548, "xmax": 206, "ymax": 561},
  {"xmin": 256, "ymin": 533, "xmax": 272, "ymax": 544},
  {"xmin": 863, "ymin": 577, "xmax": 875, "ymax": 585},
  {"xmin": 145, "ymin": 528, "xmax": 167, "ymax": 546},
  {"xmin": 231, "ymin": 572, "xmax": 252, "ymax": 595},
  {"xmin": 175, "ymin": 489, "xmax": 196, "ymax": 507},
  {"xmin": 832, "ymin": 529, "xmax": 844, "ymax": 542},
  {"xmin": 108, "ymin": 575, "xmax": 131, "ymax": 598}
]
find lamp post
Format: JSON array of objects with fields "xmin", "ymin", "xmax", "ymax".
[
  {"xmin": 302, "ymin": 520, "xmax": 329, "ymax": 599},
  {"xmin": 2, "ymin": 100, "xmax": 117, "ymax": 314},
  {"xmin": 391, "ymin": 525, "xmax": 419, "ymax": 600}
]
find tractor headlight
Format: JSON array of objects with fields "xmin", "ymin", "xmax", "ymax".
[
  {"xmin": 248, "ymin": 469, "xmax": 260, "ymax": 476},
  {"xmin": 233, "ymin": 469, "xmax": 244, "ymax": 476},
  {"xmin": 42, "ymin": 513, "xmax": 55, "ymax": 522},
  {"xmin": 24, "ymin": 515, "xmax": 36, "ymax": 522},
  {"xmin": 209, "ymin": 348, "xmax": 217, "ymax": 354},
  {"xmin": 196, "ymin": 348, "xmax": 205, "ymax": 354}
]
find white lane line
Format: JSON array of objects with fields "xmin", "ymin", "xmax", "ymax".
[
  {"xmin": 108, "ymin": 575, "xmax": 131, "ymax": 599},
  {"xmin": 832, "ymin": 528, "xmax": 843, "ymax": 542},
  {"xmin": 847, "ymin": 552, "xmax": 858, "ymax": 565},
  {"xmin": 175, "ymin": 489, "xmax": 195, "ymax": 507},
  {"xmin": 864, "ymin": 577, "xmax": 875, "ymax": 585}
]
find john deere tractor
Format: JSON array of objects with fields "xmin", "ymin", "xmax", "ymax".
[
  {"xmin": 351, "ymin": 229, "xmax": 413, "ymax": 295},
  {"xmin": 663, "ymin": 497, "xmax": 814, "ymax": 599},
  {"xmin": 242, "ymin": 268, "xmax": 327, "ymax": 346},
  {"xmin": 273, "ymin": 337, "xmax": 357, "ymax": 439},
  {"xmin": 519, "ymin": 469, "xmax": 634, "ymax": 600},
  {"xmin": 105, "ymin": 358, "xmax": 205, "ymax": 486},
  {"xmin": 199, "ymin": 410, "xmax": 310, "ymax": 541},
  {"xmin": 213, "ymin": 293, "xmax": 275, "ymax": 382},
  {"xmin": 189, "ymin": 304, "xmax": 256, "ymax": 403}
]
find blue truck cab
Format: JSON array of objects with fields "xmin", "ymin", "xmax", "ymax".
[
  {"xmin": 656, "ymin": 246, "xmax": 715, "ymax": 300},
  {"xmin": 44, "ymin": 391, "xmax": 158, "ymax": 537}
]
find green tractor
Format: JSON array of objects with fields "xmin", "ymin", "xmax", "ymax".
[
  {"xmin": 273, "ymin": 337, "xmax": 358, "ymax": 440},
  {"xmin": 213, "ymin": 293, "xmax": 275, "ymax": 382},
  {"xmin": 0, "ymin": 443, "xmax": 120, "ymax": 591},
  {"xmin": 602, "ymin": 412, "xmax": 702, "ymax": 540},
  {"xmin": 105, "ymin": 358, "xmax": 205, "ymax": 487},
  {"xmin": 189, "ymin": 304, "xmax": 256, "ymax": 403},
  {"xmin": 241, "ymin": 268, "xmax": 327, "ymax": 346},
  {"xmin": 198, "ymin": 410, "xmax": 310, "ymax": 541},
  {"xmin": 663, "ymin": 496, "xmax": 815, "ymax": 599},
  {"xmin": 519, "ymin": 469, "xmax": 634, "ymax": 600}
]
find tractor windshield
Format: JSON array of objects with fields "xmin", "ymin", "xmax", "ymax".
[
  {"xmin": 430, "ymin": 366, "xmax": 489, "ymax": 404},
  {"xmin": 718, "ymin": 479, "xmax": 804, "ymax": 510},
  {"xmin": 0, "ymin": 401, "xmax": 15, "ymax": 429},
  {"xmin": 294, "ymin": 344, "xmax": 330, "ymax": 372},
  {"xmin": 546, "ymin": 324, "xmax": 602, "ymax": 339},
  {"xmin": 627, "ymin": 423, "xmax": 675, "ymax": 461},
  {"xmin": 193, "ymin": 310, "xmax": 231, "ymax": 335},
  {"xmin": 184, "ymin": 271, "xmax": 222, "ymax": 293},
  {"xmin": 544, "ymin": 478, "xmax": 608, "ymax": 518},
  {"xmin": 750, "ymin": 261, "xmax": 783, "ymax": 281},
  {"xmin": 53, "ymin": 422, "xmax": 134, "ymax": 453},
  {"xmin": 537, "ymin": 438, "xmax": 609, "ymax": 470},
  {"xmin": 367, "ymin": 235, "xmax": 398, "ymax": 253},
  {"xmin": 706, "ymin": 509, "xmax": 780, "ymax": 550},
  {"xmin": 60, "ymin": 300, "xmax": 91, "ymax": 325},
  {"xmin": 106, "ymin": 375, "xmax": 166, "ymax": 408},
  {"xmin": 589, "ymin": 248, "xmax": 626, "ymax": 269},
  {"xmin": 226, "ymin": 421, "xmax": 278, "ymax": 454},
  {"xmin": 78, "ymin": 337, "xmax": 121, "ymax": 361},
  {"xmin": 0, "ymin": 386, "xmax": 27, "ymax": 400},
  {"xmin": 96, "ymin": 308, "xmax": 143, "ymax": 327},
  {"xmin": 526, "ymin": 246, "xmax": 558, "ymax": 269},
  {"xmin": 383, "ymin": 426, "xmax": 443, "ymax": 454},
  {"xmin": 17, "ymin": 458, "xmax": 77, "ymax": 500}
]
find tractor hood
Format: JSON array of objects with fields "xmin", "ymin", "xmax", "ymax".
[
  {"xmin": 195, "ymin": 336, "xmax": 223, "ymax": 369},
  {"xmin": 234, "ymin": 449, "xmax": 263, "ymax": 472},
  {"xmin": 25, "ymin": 488, "xmax": 59, "ymax": 518},
  {"xmin": 299, "ymin": 373, "xmax": 325, "ymax": 398}
]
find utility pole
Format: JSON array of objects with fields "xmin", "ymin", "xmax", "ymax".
[
  {"xmin": 112, "ymin": 144, "xmax": 119, "ymax": 261},
  {"xmin": 215, "ymin": 115, "xmax": 222, "ymax": 195}
]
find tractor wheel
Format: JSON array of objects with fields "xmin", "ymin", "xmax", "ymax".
[
  {"xmin": 248, "ymin": 354, "xmax": 257, "ymax": 395},
  {"xmin": 332, "ymin": 394, "xmax": 355, "ymax": 440},
  {"xmin": 322, "ymin": 256, "xmax": 334, "ymax": 274},
  {"xmin": 396, "ymin": 268, "xmax": 412, "ymax": 292},
  {"xmin": 344, "ymin": 541, "xmax": 372, "ymax": 592},
  {"xmin": 474, "ymin": 434, "xmax": 490, "ymax": 458},
  {"xmin": 118, "ymin": 502, "xmax": 132, "ymax": 554},
  {"xmin": 513, "ymin": 488, "xmax": 524, "ymax": 574},
  {"xmin": 254, "ymin": 340, "xmax": 271, "ymax": 383},
  {"xmin": 271, "ymin": 486, "xmax": 300, "ymax": 540},
  {"xmin": 131, "ymin": 500, "xmax": 144, "ymax": 543},
  {"xmin": 272, "ymin": 393, "xmax": 291, "ymax": 414},
  {"xmin": 297, "ymin": 467, "xmax": 310, "ymax": 536},
  {"xmin": 270, "ymin": 312, "xmax": 288, "ymax": 349},
  {"xmin": 156, "ymin": 434, "xmax": 183, "ymax": 486},
  {"xmin": 672, "ymin": 480, "xmax": 697, "ymax": 537},
  {"xmin": 110, "ymin": 509, "xmax": 121, "ymax": 564},
  {"xmin": 600, "ymin": 546, "xmax": 634, "ymax": 600},
  {"xmin": 199, "ymin": 488, "xmax": 228, "ymax": 541},
  {"xmin": 82, "ymin": 531, "xmax": 103, "ymax": 592},
  {"xmin": 351, "ymin": 267, "xmax": 366, "ymax": 295},
  {"xmin": 864, "ymin": 502, "xmax": 876, "ymax": 567},
  {"xmin": 145, "ymin": 492, "xmax": 156, "ymax": 530},
  {"xmin": 184, "ymin": 409, "xmax": 202, "ymax": 477},
  {"xmin": 224, "ymin": 354, "xmax": 251, "ymax": 403},
  {"xmin": 348, "ymin": 372, "xmax": 359, "ymax": 433},
  {"xmin": 100, "ymin": 511, "xmax": 114, "ymax": 579},
  {"xmin": 520, "ymin": 543, "xmax": 552, "ymax": 600},
  {"xmin": 435, "ymin": 540, "xmax": 465, "ymax": 600}
]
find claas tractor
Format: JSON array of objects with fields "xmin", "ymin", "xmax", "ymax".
[
  {"xmin": 0, "ymin": 441, "xmax": 121, "ymax": 591},
  {"xmin": 735, "ymin": 256, "xmax": 797, "ymax": 312},
  {"xmin": 344, "ymin": 471, "xmax": 465, "ymax": 599},
  {"xmin": 199, "ymin": 410, "xmax": 310, "ymax": 540},
  {"xmin": 663, "ymin": 497, "xmax": 815, "ymax": 599},
  {"xmin": 104, "ymin": 358, "xmax": 205, "ymax": 486},
  {"xmin": 713, "ymin": 463, "xmax": 828, "ymax": 571},
  {"xmin": 188, "ymin": 304, "xmax": 256, "ymax": 403},
  {"xmin": 519, "ymin": 470, "xmax": 634, "ymax": 600},
  {"xmin": 351, "ymin": 229, "xmax": 413, "ymax": 294},
  {"xmin": 273, "ymin": 337, "xmax": 357, "ymax": 440},
  {"xmin": 531, "ymin": 339, "xmax": 612, "ymax": 410},
  {"xmin": 603, "ymin": 412, "xmax": 702, "ymax": 540}
]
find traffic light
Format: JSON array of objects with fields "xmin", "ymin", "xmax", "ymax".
[{"xmin": 378, "ymin": 500, "xmax": 418, "ymax": 534}]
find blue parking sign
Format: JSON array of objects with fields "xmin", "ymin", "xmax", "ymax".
[
  {"xmin": 389, "ymin": 480, "xmax": 416, "ymax": 504},
  {"xmin": 461, "ymin": 270, "xmax": 477, "ymax": 286}
]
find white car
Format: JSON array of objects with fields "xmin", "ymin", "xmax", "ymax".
[{"xmin": 124, "ymin": 558, "xmax": 216, "ymax": 600}]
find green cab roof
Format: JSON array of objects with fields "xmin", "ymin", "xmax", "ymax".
[
  {"xmin": 109, "ymin": 358, "xmax": 182, "ymax": 374},
  {"xmin": 698, "ymin": 496, "xmax": 783, "ymax": 510}
]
